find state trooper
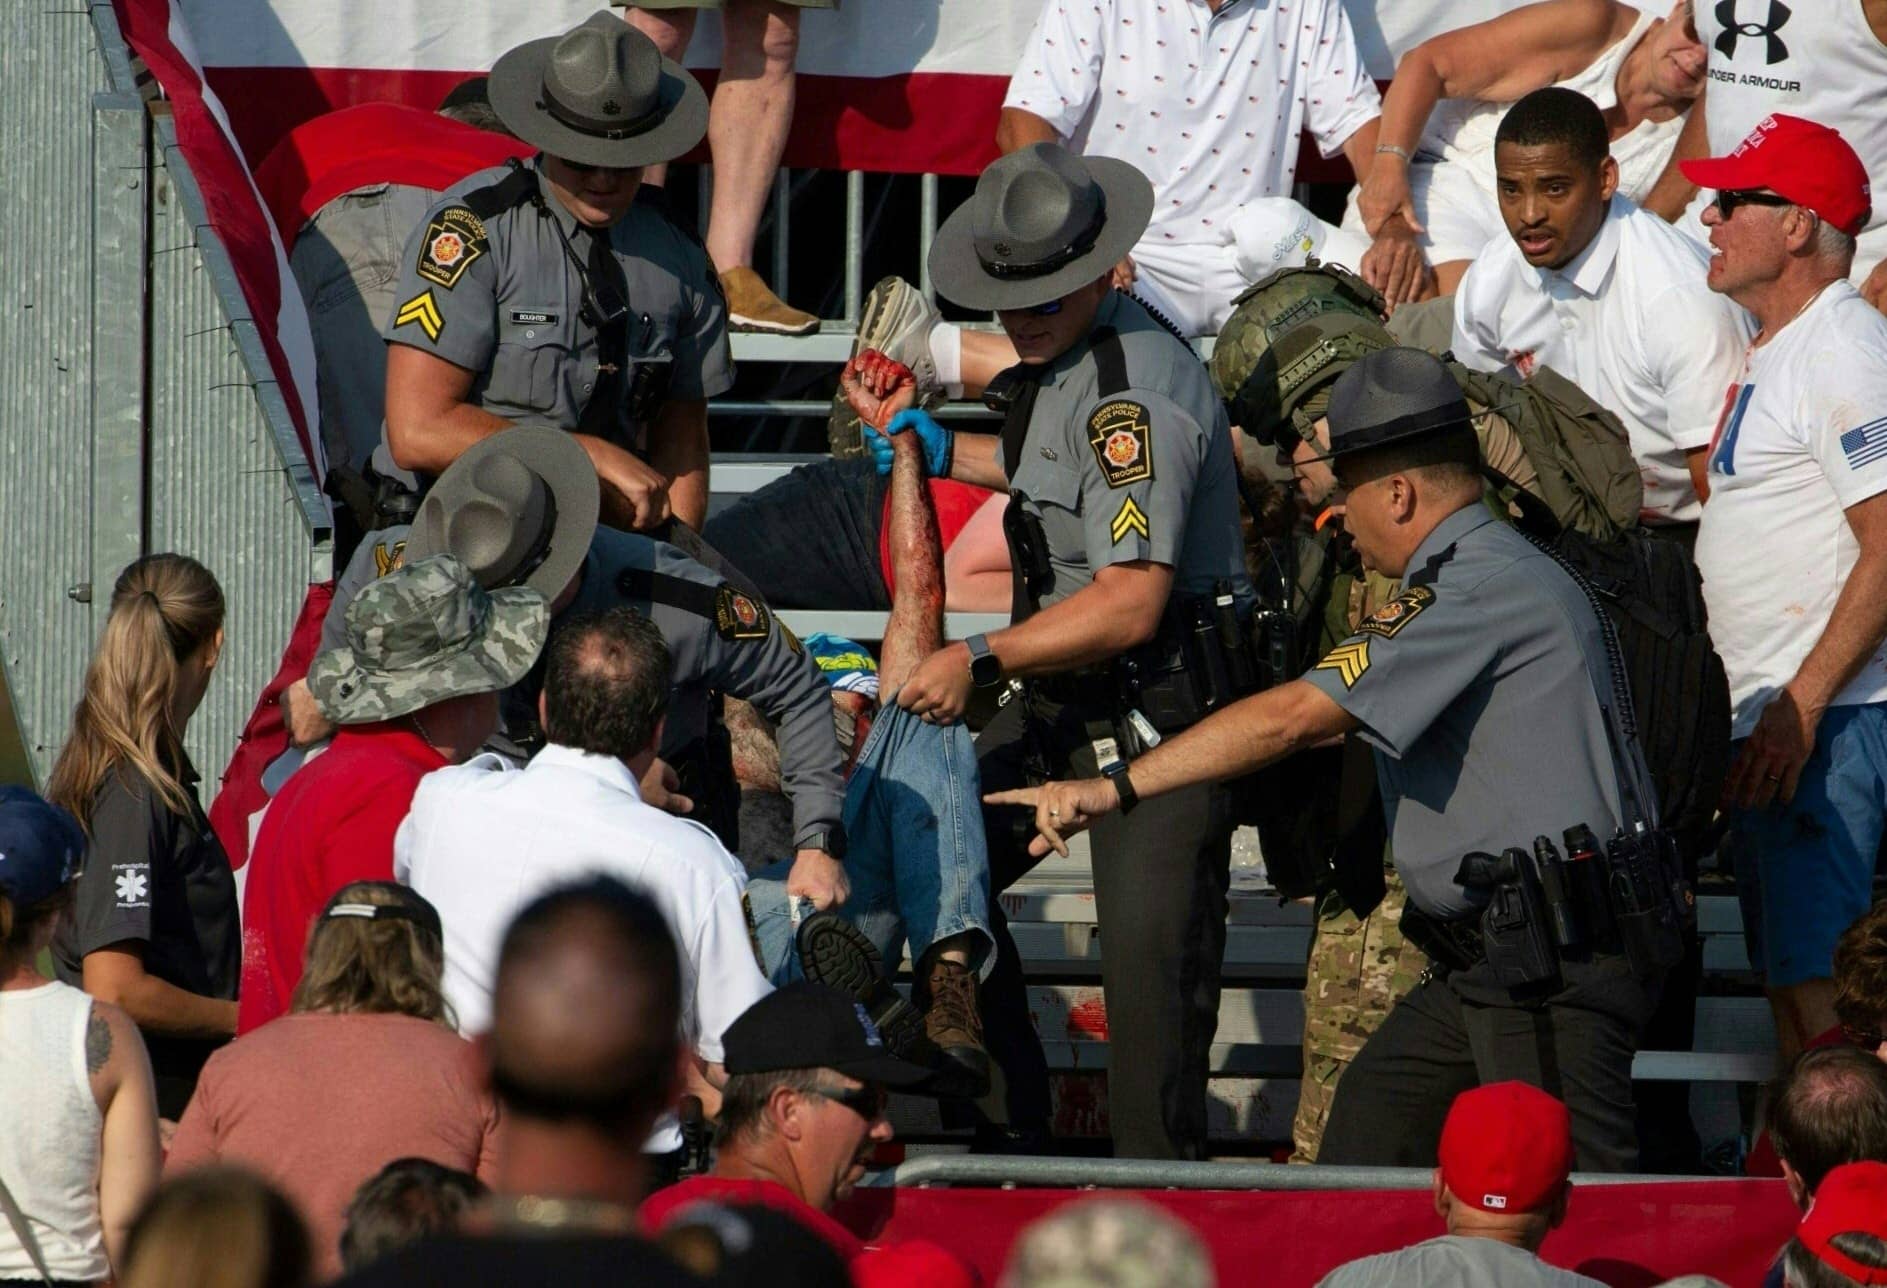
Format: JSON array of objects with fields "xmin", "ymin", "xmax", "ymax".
[
  {"xmin": 282, "ymin": 427, "xmax": 850, "ymax": 911},
  {"xmin": 873, "ymin": 143, "xmax": 1259, "ymax": 1159},
  {"xmin": 381, "ymin": 12, "xmax": 733, "ymax": 533},
  {"xmin": 996, "ymin": 347, "xmax": 1678, "ymax": 1172}
]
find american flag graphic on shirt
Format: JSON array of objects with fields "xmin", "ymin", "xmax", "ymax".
[{"xmin": 1840, "ymin": 416, "xmax": 1887, "ymax": 470}]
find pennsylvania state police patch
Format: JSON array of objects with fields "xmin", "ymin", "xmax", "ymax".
[
  {"xmin": 713, "ymin": 586, "xmax": 771, "ymax": 641},
  {"xmin": 416, "ymin": 207, "xmax": 488, "ymax": 289},
  {"xmin": 1356, "ymin": 585, "xmax": 1434, "ymax": 639},
  {"xmin": 1088, "ymin": 400, "xmax": 1154, "ymax": 488}
]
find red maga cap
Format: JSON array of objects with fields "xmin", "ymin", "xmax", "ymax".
[
  {"xmin": 1680, "ymin": 113, "xmax": 1873, "ymax": 237},
  {"xmin": 1438, "ymin": 1082, "xmax": 1574, "ymax": 1215},
  {"xmin": 1798, "ymin": 1162, "xmax": 1887, "ymax": 1285}
]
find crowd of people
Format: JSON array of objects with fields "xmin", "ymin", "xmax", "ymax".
[{"xmin": 14, "ymin": 0, "xmax": 1887, "ymax": 1282}]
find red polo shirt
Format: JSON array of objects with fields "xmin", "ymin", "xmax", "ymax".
[
  {"xmin": 640, "ymin": 1176, "xmax": 865, "ymax": 1262},
  {"xmin": 236, "ymin": 724, "xmax": 447, "ymax": 1034}
]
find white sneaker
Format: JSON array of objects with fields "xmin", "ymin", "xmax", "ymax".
[{"xmin": 828, "ymin": 276, "xmax": 945, "ymax": 458}]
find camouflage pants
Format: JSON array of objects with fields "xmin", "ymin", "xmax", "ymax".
[{"xmin": 1290, "ymin": 869, "xmax": 1430, "ymax": 1163}]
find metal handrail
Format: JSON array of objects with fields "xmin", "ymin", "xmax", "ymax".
[{"xmin": 862, "ymin": 1156, "xmax": 1733, "ymax": 1191}]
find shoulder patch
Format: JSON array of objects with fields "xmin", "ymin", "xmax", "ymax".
[
  {"xmin": 1355, "ymin": 585, "xmax": 1434, "ymax": 639},
  {"xmin": 1109, "ymin": 495, "xmax": 1150, "ymax": 545},
  {"xmin": 1088, "ymin": 399, "xmax": 1154, "ymax": 488},
  {"xmin": 371, "ymin": 539, "xmax": 407, "ymax": 578},
  {"xmin": 1316, "ymin": 639, "xmax": 1371, "ymax": 688},
  {"xmin": 415, "ymin": 207, "xmax": 487, "ymax": 289},
  {"xmin": 394, "ymin": 290, "xmax": 444, "ymax": 343},
  {"xmin": 713, "ymin": 586, "xmax": 771, "ymax": 641}
]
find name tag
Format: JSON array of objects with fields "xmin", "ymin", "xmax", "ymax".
[{"xmin": 509, "ymin": 310, "xmax": 558, "ymax": 326}]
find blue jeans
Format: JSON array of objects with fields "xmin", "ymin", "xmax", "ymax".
[
  {"xmin": 1729, "ymin": 702, "xmax": 1887, "ymax": 987},
  {"xmin": 748, "ymin": 703, "xmax": 994, "ymax": 985}
]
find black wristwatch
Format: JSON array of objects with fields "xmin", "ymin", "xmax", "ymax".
[
  {"xmin": 800, "ymin": 825, "xmax": 848, "ymax": 860},
  {"xmin": 1102, "ymin": 759, "xmax": 1140, "ymax": 814},
  {"xmin": 966, "ymin": 634, "xmax": 1004, "ymax": 688}
]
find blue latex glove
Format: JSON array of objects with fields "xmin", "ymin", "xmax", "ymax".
[{"xmin": 863, "ymin": 407, "xmax": 952, "ymax": 478}]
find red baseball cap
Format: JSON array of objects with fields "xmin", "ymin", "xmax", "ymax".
[
  {"xmin": 1798, "ymin": 1162, "xmax": 1887, "ymax": 1284},
  {"xmin": 1437, "ymin": 1082, "xmax": 1574, "ymax": 1214},
  {"xmin": 1680, "ymin": 114, "xmax": 1873, "ymax": 237}
]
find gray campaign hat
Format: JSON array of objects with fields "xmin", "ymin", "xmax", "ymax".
[
  {"xmin": 1310, "ymin": 345, "xmax": 1476, "ymax": 462},
  {"xmin": 488, "ymin": 11, "xmax": 708, "ymax": 170},
  {"xmin": 928, "ymin": 143, "xmax": 1154, "ymax": 311},
  {"xmin": 307, "ymin": 555, "xmax": 549, "ymax": 726},
  {"xmin": 406, "ymin": 426, "xmax": 600, "ymax": 600}
]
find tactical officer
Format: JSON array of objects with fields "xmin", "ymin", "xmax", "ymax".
[
  {"xmin": 382, "ymin": 12, "xmax": 733, "ymax": 533},
  {"xmin": 871, "ymin": 143, "xmax": 1257, "ymax": 1159},
  {"xmin": 998, "ymin": 347, "xmax": 1676, "ymax": 1172},
  {"xmin": 283, "ymin": 428, "xmax": 850, "ymax": 911}
]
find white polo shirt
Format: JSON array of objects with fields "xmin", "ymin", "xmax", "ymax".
[
  {"xmin": 1451, "ymin": 196, "xmax": 1754, "ymax": 524},
  {"xmin": 1695, "ymin": 281, "xmax": 1887, "ymax": 737},
  {"xmin": 1003, "ymin": 0, "xmax": 1379, "ymax": 248},
  {"xmin": 394, "ymin": 743, "xmax": 771, "ymax": 1152}
]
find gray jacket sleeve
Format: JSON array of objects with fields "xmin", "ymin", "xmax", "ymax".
[{"xmin": 696, "ymin": 595, "xmax": 846, "ymax": 847}]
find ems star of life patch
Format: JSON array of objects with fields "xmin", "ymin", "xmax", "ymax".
[
  {"xmin": 1356, "ymin": 585, "xmax": 1434, "ymax": 639},
  {"xmin": 1088, "ymin": 400, "xmax": 1154, "ymax": 488},
  {"xmin": 415, "ymin": 207, "xmax": 487, "ymax": 289},
  {"xmin": 394, "ymin": 291, "xmax": 444, "ymax": 343},
  {"xmin": 1316, "ymin": 639, "xmax": 1370, "ymax": 688}
]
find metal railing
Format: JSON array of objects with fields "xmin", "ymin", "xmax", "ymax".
[{"xmin": 863, "ymin": 1156, "xmax": 1729, "ymax": 1191}]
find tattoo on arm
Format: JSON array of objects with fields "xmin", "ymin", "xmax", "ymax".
[{"xmin": 86, "ymin": 1006, "xmax": 113, "ymax": 1074}]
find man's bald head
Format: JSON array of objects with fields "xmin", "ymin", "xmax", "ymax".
[
  {"xmin": 488, "ymin": 877, "xmax": 682, "ymax": 1139},
  {"xmin": 1770, "ymin": 1046, "xmax": 1887, "ymax": 1201}
]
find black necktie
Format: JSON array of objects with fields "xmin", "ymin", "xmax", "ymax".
[{"xmin": 577, "ymin": 225, "xmax": 631, "ymax": 442}]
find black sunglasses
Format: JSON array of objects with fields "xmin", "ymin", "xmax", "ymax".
[
  {"xmin": 1713, "ymin": 188, "xmax": 1796, "ymax": 218},
  {"xmin": 808, "ymin": 1081, "xmax": 888, "ymax": 1121}
]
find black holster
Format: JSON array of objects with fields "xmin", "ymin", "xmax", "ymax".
[
  {"xmin": 670, "ymin": 717, "xmax": 741, "ymax": 853},
  {"xmin": 1398, "ymin": 904, "xmax": 1487, "ymax": 975}
]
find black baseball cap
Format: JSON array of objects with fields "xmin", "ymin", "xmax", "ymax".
[
  {"xmin": 0, "ymin": 788, "xmax": 85, "ymax": 908},
  {"xmin": 722, "ymin": 982, "xmax": 934, "ymax": 1088}
]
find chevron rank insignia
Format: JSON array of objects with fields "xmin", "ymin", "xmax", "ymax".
[
  {"xmin": 371, "ymin": 539, "xmax": 407, "ymax": 578},
  {"xmin": 1357, "ymin": 585, "xmax": 1434, "ymax": 639},
  {"xmin": 394, "ymin": 291, "xmax": 444, "ymax": 343},
  {"xmin": 1316, "ymin": 639, "xmax": 1371, "ymax": 688},
  {"xmin": 1109, "ymin": 495, "xmax": 1150, "ymax": 544}
]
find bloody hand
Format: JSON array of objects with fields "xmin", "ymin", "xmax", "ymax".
[{"xmin": 840, "ymin": 348, "xmax": 919, "ymax": 430}]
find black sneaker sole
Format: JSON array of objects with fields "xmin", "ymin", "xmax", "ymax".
[{"xmin": 795, "ymin": 912, "xmax": 928, "ymax": 1061}]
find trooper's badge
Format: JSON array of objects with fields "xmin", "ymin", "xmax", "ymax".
[
  {"xmin": 713, "ymin": 586, "xmax": 771, "ymax": 641},
  {"xmin": 1088, "ymin": 400, "xmax": 1154, "ymax": 488},
  {"xmin": 415, "ymin": 207, "xmax": 488, "ymax": 289},
  {"xmin": 1356, "ymin": 586, "xmax": 1434, "ymax": 639}
]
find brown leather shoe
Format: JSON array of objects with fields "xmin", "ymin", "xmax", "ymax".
[
  {"xmin": 720, "ymin": 266, "xmax": 819, "ymax": 336},
  {"xmin": 918, "ymin": 957, "xmax": 990, "ymax": 1096}
]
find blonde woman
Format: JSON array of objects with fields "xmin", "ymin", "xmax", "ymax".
[
  {"xmin": 117, "ymin": 1167, "xmax": 309, "ymax": 1288},
  {"xmin": 167, "ymin": 883, "xmax": 497, "ymax": 1281},
  {"xmin": 0, "ymin": 788, "xmax": 161, "ymax": 1285},
  {"xmin": 50, "ymin": 553, "xmax": 238, "ymax": 1120}
]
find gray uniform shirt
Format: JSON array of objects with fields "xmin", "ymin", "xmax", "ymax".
[
  {"xmin": 1316, "ymin": 1236, "xmax": 1607, "ymax": 1288},
  {"xmin": 1300, "ymin": 506, "xmax": 1650, "ymax": 919},
  {"xmin": 324, "ymin": 526, "xmax": 846, "ymax": 847},
  {"xmin": 382, "ymin": 157, "xmax": 734, "ymax": 453},
  {"xmin": 1007, "ymin": 292, "xmax": 1253, "ymax": 611}
]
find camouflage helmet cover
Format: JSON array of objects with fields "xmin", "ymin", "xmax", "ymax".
[{"xmin": 1210, "ymin": 260, "xmax": 1390, "ymax": 441}]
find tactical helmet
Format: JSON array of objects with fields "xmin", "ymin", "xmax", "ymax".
[
  {"xmin": 1210, "ymin": 261, "xmax": 1389, "ymax": 443},
  {"xmin": 1218, "ymin": 311, "xmax": 1397, "ymax": 448}
]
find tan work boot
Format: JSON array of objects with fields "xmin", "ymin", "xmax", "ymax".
[
  {"xmin": 828, "ymin": 275, "xmax": 945, "ymax": 458},
  {"xmin": 720, "ymin": 266, "xmax": 819, "ymax": 336},
  {"xmin": 917, "ymin": 956, "xmax": 990, "ymax": 1098}
]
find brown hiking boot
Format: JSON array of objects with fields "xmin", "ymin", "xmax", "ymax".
[
  {"xmin": 918, "ymin": 957, "xmax": 990, "ymax": 1097},
  {"xmin": 720, "ymin": 266, "xmax": 819, "ymax": 336}
]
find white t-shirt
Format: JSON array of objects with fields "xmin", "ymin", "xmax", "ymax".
[
  {"xmin": 1451, "ymin": 196, "xmax": 1754, "ymax": 524},
  {"xmin": 394, "ymin": 743, "xmax": 772, "ymax": 1152},
  {"xmin": 1679, "ymin": 0, "xmax": 1887, "ymax": 283},
  {"xmin": 1695, "ymin": 281, "xmax": 1887, "ymax": 736},
  {"xmin": 1003, "ymin": 0, "xmax": 1380, "ymax": 247}
]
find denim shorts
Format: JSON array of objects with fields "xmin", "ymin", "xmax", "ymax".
[{"xmin": 1729, "ymin": 702, "xmax": 1887, "ymax": 987}]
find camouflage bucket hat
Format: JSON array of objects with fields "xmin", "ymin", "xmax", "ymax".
[{"xmin": 307, "ymin": 554, "xmax": 550, "ymax": 725}]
